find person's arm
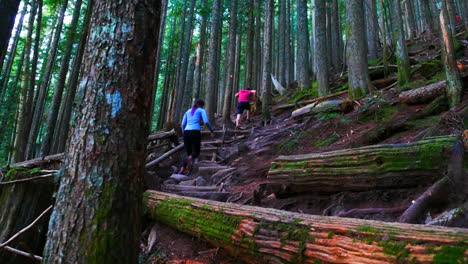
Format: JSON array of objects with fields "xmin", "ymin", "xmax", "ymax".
[
  {"xmin": 200, "ymin": 109, "xmax": 214, "ymax": 132},
  {"xmin": 181, "ymin": 112, "xmax": 187, "ymax": 133},
  {"xmin": 235, "ymin": 92, "xmax": 239, "ymax": 97}
]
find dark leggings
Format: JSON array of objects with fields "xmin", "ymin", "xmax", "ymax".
[{"xmin": 183, "ymin": 130, "xmax": 201, "ymax": 159}]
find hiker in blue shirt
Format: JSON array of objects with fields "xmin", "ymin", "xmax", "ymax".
[{"xmin": 179, "ymin": 99, "xmax": 214, "ymax": 174}]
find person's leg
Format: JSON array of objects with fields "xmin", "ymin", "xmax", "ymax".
[
  {"xmin": 236, "ymin": 114, "xmax": 241, "ymax": 127},
  {"xmin": 180, "ymin": 131, "xmax": 192, "ymax": 174},
  {"xmin": 191, "ymin": 130, "xmax": 201, "ymax": 160}
]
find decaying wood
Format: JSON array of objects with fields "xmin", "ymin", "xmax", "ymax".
[
  {"xmin": 399, "ymin": 80, "xmax": 446, "ymax": 104},
  {"xmin": 162, "ymin": 184, "xmax": 219, "ymax": 192},
  {"xmin": 0, "ymin": 173, "xmax": 55, "ymax": 185},
  {"xmin": 399, "ymin": 140, "xmax": 465, "ymax": 224},
  {"xmin": 148, "ymin": 129, "xmax": 177, "ymax": 141},
  {"xmin": 274, "ymin": 90, "xmax": 348, "ymax": 111},
  {"xmin": 291, "ymin": 99, "xmax": 354, "ymax": 118},
  {"xmin": 2, "ymin": 246, "xmax": 42, "ymax": 262},
  {"xmin": 336, "ymin": 206, "xmax": 407, "ymax": 218},
  {"xmin": 267, "ymin": 137, "xmax": 457, "ymax": 195},
  {"xmin": 8, "ymin": 153, "xmax": 63, "ymax": 169},
  {"xmin": 144, "ymin": 191, "xmax": 468, "ymax": 264},
  {"xmin": 146, "ymin": 143, "xmax": 184, "ymax": 169}
]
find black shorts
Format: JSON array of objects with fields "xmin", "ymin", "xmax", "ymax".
[{"xmin": 236, "ymin": 101, "xmax": 251, "ymax": 114}]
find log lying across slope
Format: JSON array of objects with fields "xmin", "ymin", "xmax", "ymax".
[
  {"xmin": 267, "ymin": 137, "xmax": 458, "ymax": 194},
  {"xmin": 144, "ymin": 191, "xmax": 468, "ymax": 264}
]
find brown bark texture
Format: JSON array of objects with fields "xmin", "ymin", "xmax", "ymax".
[
  {"xmin": 42, "ymin": 1, "xmax": 161, "ymax": 263},
  {"xmin": 144, "ymin": 191, "xmax": 468, "ymax": 264},
  {"xmin": 267, "ymin": 137, "xmax": 458, "ymax": 195},
  {"xmin": 399, "ymin": 80, "xmax": 446, "ymax": 104}
]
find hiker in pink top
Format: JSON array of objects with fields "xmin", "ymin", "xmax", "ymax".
[{"xmin": 235, "ymin": 88, "xmax": 257, "ymax": 129}]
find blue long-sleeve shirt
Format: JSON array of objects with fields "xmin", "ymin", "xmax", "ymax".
[{"xmin": 181, "ymin": 108, "xmax": 214, "ymax": 133}]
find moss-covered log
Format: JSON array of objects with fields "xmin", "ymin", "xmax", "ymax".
[
  {"xmin": 0, "ymin": 168, "xmax": 55, "ymax": 264},
  {"xmin": 267, "ymin": 137, "xmax": 458, "ymax": 194},
  {"xmin": 399, "ymin": 81, "xmax": 446, "ymax": 104},
  {"xmin": 291, "ymin": 99, "xmax": 354, "ymax": 118},
  {"xmin": 144, "ymin": 191, "xmax": 468, "ymax": 264}
]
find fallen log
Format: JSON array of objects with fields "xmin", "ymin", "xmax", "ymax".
[
  {"xmin": 267, "ymin": 137, "xmax": 457, "ymax": 195},
  {"xmin": 399, "ymin": 80, "xmax": 446, "ymax": 104},
  {"xmin": 8, "ymin": 153, "xmax": 63, "ymax": 169},
  {"xmin": 162, "ymin": 184, "xmax": 219, "ymax": 192},
  {"xmin": 144, "ymin": 191, "xmax": 468, "ymax": 264},
  {"xmin": 148, "ymin": 129, "xmax": 178, "ymax": 141},
  {"xmin": 145, "ymin": 143, "xmax": 184, "ymax": 169},
  {"xmin": 273, "ymin": 90, "xmax": 348, "ymax": 111},
  {"xmin": 291, "ymin": 99, "xmax": 354, "ymax": 118}
]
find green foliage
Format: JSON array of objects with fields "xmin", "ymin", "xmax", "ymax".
[
  {"xmin": 314, "ymin": 134, "xmax": 339, "ymax": 149},
  {"xmin": 432, "ymin": 246, "xmax": 465, "ymax": 264},
  {"xmin": 316, "ymin": 112, "xmax": 341, "ymax": 121},
  {"xmin": 288, "ymin": 84, "xmax": 319, "ymax": 104},
  {"xmin": 275, "ymin": 132, "xmax": 305, "ymax": 153}
]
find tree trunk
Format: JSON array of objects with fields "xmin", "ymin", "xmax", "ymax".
[
  {"xmin": 13, "ymin": 0, "xmax": 38, "ymax": 163},
  {"xmin": 42, "ymin": 1, "xmax": 161, "ymax": 263},
  {"xmin": 0, "ymin": 0, "xmax": 21, "ymax": 71},
  {"xmin": 420, "ymin": 0, "xmax": 434, "ymax": 34},
  {"xmin": 439, "ymin": 0, "xmax": 463, "ymax": 108},
  {"xmin": 346, "ymin": 0, "xmax": 372, "ymax": 98},
  {"xmin": 144, "ymin": 190, "xmax": 468, "ymax": 264},
  {"xmin": 365, "ymin": 0, "xmax": 379, "ymax": 60},
  {"xmin": 26, "ymin": 0, "xmax": 68, "ymax": 159},
  {"xmin": 0, "ymin": 169, "xmax": 55, "ymax": 264},
  {"xmin": 404, "ymin": 0, "xmax": 417, "ymax": 38},
  {"xmin": 330, "ymin": 0, "xmax": 342, "ymax": 73},
  {"xmin": 254, "ymin": 0, "xmax": 262, "ymax": 92},
  {"xmin": 391, "ymin": 0, "xmax": 411, "ymax": 88},
  {"xmin": 0, "ymin": 1, "xmax": 26, "ymax": 101},
  {"xmin": 399, "ymin": 80, "xmax": 446, "ymax": 104},
  {"xmin": 380, "ymin": 0, "xmax": 389, "ymax": 78},
  {"xmin": 314, "ymin": 0, "xmax": 329, "ymax": 96},
  {"xmin": 222, "ymin": 0, "xmax": 237, "ymax": 126},
  {"xmin": 182, "ymin": 56, "xmax": 196, "ymax": 111},
  {"xmin": 244, "ymin": 0, "xmax": 255, "ymax": 90},
  {"xmin": 174, "ymin": 0, "xmax": 196, "ymax": 122},
  {"xmin": 40, "ymin": 0, "xmax": 82, "ymax": 157},
  {"xmin": 205, "ymin": 0, "xmax": 223, "ymax": 123},
  {"xmin": 285, "ymin": 0, "xmax": 292, "ymax": 84},
  {"xmin": 267, "ymin": 137, "xmax": 458, "ymax": 195},
  {"xmin": 193, "ymin": 1, "xmax": 207, "ymax": 101},
  {"xmin": 296, "ymin": 0, "xmax": 310, "ymax": 90},
  {"xmin": 261, "ymin": 0, "xmax": 273, "ymax": 123},
  {"xmin": 53, "ymin": 0, "xmax": 93, "ymax": 154}
]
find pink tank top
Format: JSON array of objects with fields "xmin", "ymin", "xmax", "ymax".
[{"xmin": 238, "ymin": 90, "xmax": 251, "ymax": 102}]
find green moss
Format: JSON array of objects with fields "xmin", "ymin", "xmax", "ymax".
[
  {"xmin": 378, "ymin": 241, "xmax": 410, "ymax": 260},
  {"xmin": 4, "ymin": 167, "xmax": 43, "ymax": 181},
  {"xmin": 357, "ymin": 106, "xmax": 397, "ymax": 123},
  {"xmin": 357, "ymin": 225, "xmax": 380, "ymax": 234},
  {"xmin": 314, "ymin": 136, "xmax": 339, "ymax": 149},
  {"xmin": 433, "ymin": 246, "xmax": 465, "ymax": 264},
  {"xmin": 327, "ymin": 232, "xmax": 335, "ymax": 239}
]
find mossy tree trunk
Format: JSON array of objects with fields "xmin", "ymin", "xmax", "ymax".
[
  {"xmin": 439, "ymin": 0, "xmax": 463, "ymax": 109},
  {"xmin": 261, "ymin": 0, "xmax": 273, "ymax": 123},
  {"xmin": 267, "ymin": 137, "xmax": 458, "ymax": 195},
  {"xmin": 42, "ymin": 1, "xmax": 161, "ymax": 263},
  {"xmin": 144, "ymin": 191, "xmax": 468, "ymax": 264},
  {"xmin": 391, "ymin": 0, "xmax": 411, "ymax": 88},
  {"xmin": 0, "ymin": 169, "xmax": 55, "ymax": 264},
  {"xmin": 0, "ymin": 0, "xmax": 21, "ymax": 72}
]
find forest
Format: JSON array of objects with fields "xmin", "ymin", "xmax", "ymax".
[{"xmin": 0, "ymin": 0, "xmax": 467, "ymax": 263}]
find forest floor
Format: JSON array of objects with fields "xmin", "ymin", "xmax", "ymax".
[{"xmin": 141, "ymin": 30, "xmax": 468, "ymax": 264}]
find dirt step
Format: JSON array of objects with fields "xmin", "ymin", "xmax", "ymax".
[{"xmin": 201, "ymin": 140, "xmax": 223, "ymax": 146}]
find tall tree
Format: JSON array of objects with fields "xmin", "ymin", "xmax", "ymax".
[
  {"xmin": 205, "ymin": 0, "xmax": 223, "ymax": 123},
  {"xmin": 27, "ymin": 0, "xmax": 69, "ymax": 159},
  {"xmin": 0, "ymin": 0, "xmax": 22, "ymax": 71},
  {"xmin": 244, "ymin": 0, "xmax": 255, "ymax": 90},
  {"xmin": 296, "ymin": 0, "xmax": 310, "ymax": 89},
  {"xmin": 404, "ymin": 0, "xmax": 417, "ymax": 38},
  {"xmin": 365, "ymin": 0, "xmax": 379, "ymax": 60},
  {"xmin": 54, "ymin": 0, "xmax": 94, "ymax": 153},
  {"xmin": 43, "ymin": 0, "xmax": 161, "ymax": 263},
  {"xmin": 330, "ymin": 0, "xmax": 342, "ymax": 72},
  {"xmin": 278, "ymin": 0, "xmax": 286, "ymax": 86},
  {"xmin": 439, "ymin": 0, "xmax": 462, "ymax": 108},
  {"xmin": 261, "ymin": 0, "xmax": 274, "ymax": 123},
  {"xmin": 174, "ymin": 0, "xmax": 196, "ymax": 122},
  {"xmin": 222, "ymin": 0, "xmax": 237, "ymax": 125},
  {"xmin": 40, "ymin": 0, "xmax": 83, "ymax": 156},
  {"xmin": 420, "ymin": 0, "xmax": 434, "ymax": 34},
  {"xmin": 314, "ymin": 0, "xmax": 329, "ymax": 96},
  {"xmin": 346, "ymin": 0, "xmax": 372, "ymax": 98},
  {"xmin": 193, "ymin": 0, "xmax": 208, "ymax": 102},
  {"xmin": 391, "ymin": 0, "xmax": 411, "ymax": 87}
]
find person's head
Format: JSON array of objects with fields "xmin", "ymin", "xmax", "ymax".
[
  {"xmin": 244, "ymin": 87, "xmax": 250, "ymax": 91},
  {"xmin": 191, "ymin": 99, "xmax": 205, "ymax": 115},
  {"xmin": 194, "ymin": 99, "xmax": 205, "ymax": 108}
]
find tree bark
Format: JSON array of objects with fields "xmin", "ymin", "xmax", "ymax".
[
  {"xmin": 439, "ymin": 0, "xmax": 463, "ymax": 108},
  {"xmin": 40, "ymin": 0, "xmax": 82, "ymax": 157},
  {"xmin": 296, "ymin": 0, "xmax": 310, "ymax": 90},
  {"xmin": 205, "ymin": 0, "xmax": 223, "ymax": 123},
  {"xmin": 261, "ymin": 0, "xmax": 273, "ymax": 123},
  {"xmin": 314, "ymin": 0, "xmax": 329, "ymax": 96},
  {"xmin": 267, "ymin": 137, "xmax": 458, "ymax": 195},
  {"xmin": 222, "ymin": 0, "xmax": 237, "ymax": 126},
  {"xmin": 404, "ymin": 0, "xmax": 417, "ymax": 38},
  {"xmin": 391, "ymin": 0, "xmax": 411, "ymax": 88},
  {"xmin": 42, "ymin": 1, "xmax": 161, "ymax": 263},
  {"xmin": 346, "ymin": 0, "xmax": 372, "ymax": 99},
  {"xmin": 420, "ymin": 0, "xmax": 434, "ymax": 34},
  {"xmin": 330, "ymin": 0, "xmax": 342, "ymax": 72},
  {"xmin": 399, "ymin": 80, "xmax": 446, "ymax": 104},
  {"xmin": 278, "ymin": 0, "xmax": 286, "ymax": 86},
  {"xmin": 192, "ymin": 0, "xmax": 208, "ymax": 102},
  {"xmin": 244, "ymin": 0, "xmax": 255, "ymax": 90},
  {"xmin": 145, "ymin": 190, "xmax": 468, "ymax": 264},
  {"xmin": 0, "ymin": 0, "xmax": 21, "ymax": 71}
]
